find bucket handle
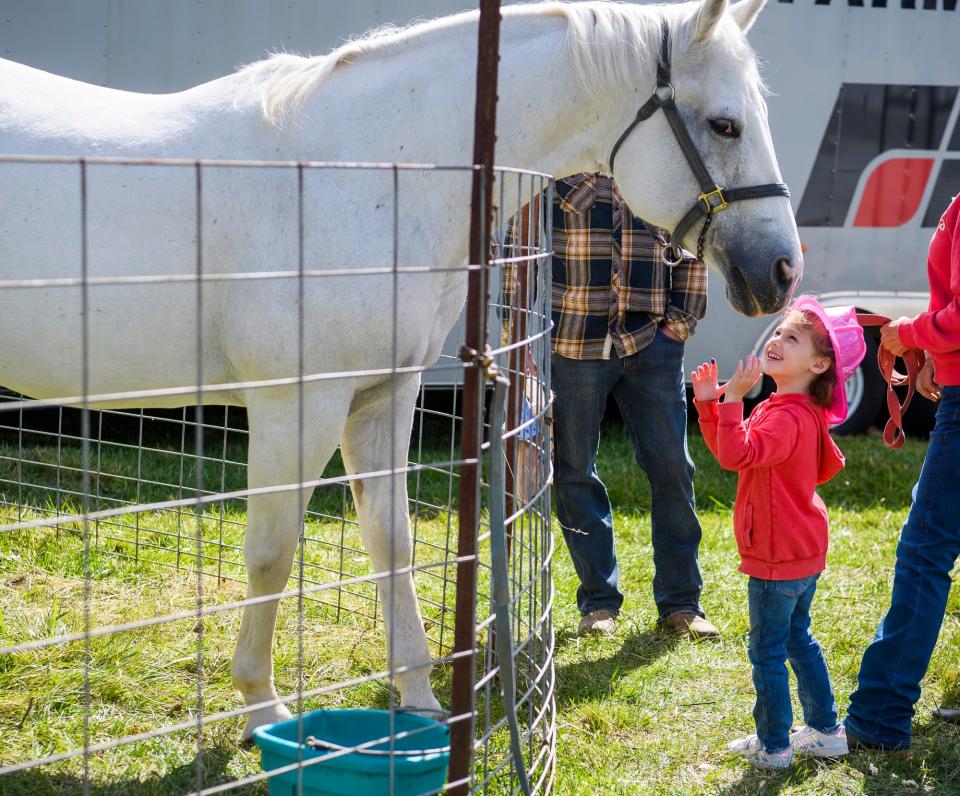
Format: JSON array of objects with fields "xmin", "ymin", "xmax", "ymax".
[{"xmin": 303, "ymin": 736, "xmax": 451, "ymax": 757}]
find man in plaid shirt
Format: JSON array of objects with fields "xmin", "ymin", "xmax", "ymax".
[{"xmin": 507, "ymin": 172, "xmax": 716, "ymax": 638}]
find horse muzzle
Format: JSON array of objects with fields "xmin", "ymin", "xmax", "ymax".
[{"xmin": 717, "ymin": 242, "xmax": 803, "ymax": 317}]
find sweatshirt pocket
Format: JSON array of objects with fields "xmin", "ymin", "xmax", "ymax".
[{"xmin": 770, "ymin": 503, "xmax": 828, "ymax": 563}]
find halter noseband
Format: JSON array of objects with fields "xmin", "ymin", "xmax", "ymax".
[{"xmin": 608, "ymin": 20, "xmax": 791, "ymax": 264}]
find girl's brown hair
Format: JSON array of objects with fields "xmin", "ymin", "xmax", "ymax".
[{"xmin": 783, "ymin": 308, "xmax": 837, "ymax": 409}]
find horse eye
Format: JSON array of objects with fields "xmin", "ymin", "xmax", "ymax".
[{"xmin": 709, "ymin": 117, "xmax": 741, "ymax": 138}]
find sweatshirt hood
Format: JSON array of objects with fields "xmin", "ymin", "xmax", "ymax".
[{"xmin": 767, "ymin": 393, "xmax": 845, "ymax": 483}]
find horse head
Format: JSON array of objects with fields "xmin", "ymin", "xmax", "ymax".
[{"xmin": 605, "ymin": 0, "xmax": 801, "ymax": 317}]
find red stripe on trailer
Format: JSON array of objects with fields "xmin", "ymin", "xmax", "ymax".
[{"xmin": 854, "ymin": 157, "xmax": 934, "ymax": 227}]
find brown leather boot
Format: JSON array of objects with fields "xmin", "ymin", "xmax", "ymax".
[
  {"xmin": 661, "ymin": 611, "xmax": 720, "ymax": 639},
  {"xmin": 577, "ymin": 608, "xmax": 617, "ymax": 637}
]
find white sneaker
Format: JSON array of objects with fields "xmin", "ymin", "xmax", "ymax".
[
  {"xmin": 789, "ymin": 725, "xmax": 849, "ymax": 757},
  {"xmin": 727, "ymin": 733, "xmax": 794, "ymax": 770}
]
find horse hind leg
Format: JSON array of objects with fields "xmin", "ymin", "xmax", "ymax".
[
  {"xmin": 339, "ymin": 375, "xmax": 442, "ymax": 712},
  {"xmin": 231, "ymin": 386, "xmax": 352, "ymax": 741}
]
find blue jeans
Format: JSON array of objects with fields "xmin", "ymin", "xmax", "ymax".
[
  {"xmin": 846, "ymin": 386, "xmax": 960, "ymax": 749},
  {"xmin": 551, "ymin": 330, "xmax": 703, "ymax": 619},
  {"xmin": 748, "ymin": 575, "xmax": 839, "ymax": 752}
]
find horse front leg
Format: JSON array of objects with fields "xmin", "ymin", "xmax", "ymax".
[
  {"xmin": 340, "ymin": 375, "xmax": 442, "ymax": 712},
  {"xmin": 232, "ymin": 387, "xmax": 352, "ymax": 740}
]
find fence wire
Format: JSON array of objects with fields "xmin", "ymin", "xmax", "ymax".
[{"xmin": 0, "ymin": 156, "xmax": 555, "ymax": 795}]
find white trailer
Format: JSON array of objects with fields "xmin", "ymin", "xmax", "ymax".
[{"xmin": 2, "ymin": 0, "xmax": 956, "ymax": 431}]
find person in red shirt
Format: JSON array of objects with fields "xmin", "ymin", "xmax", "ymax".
[
  {"xmin": 844, "ymin": 193, "xmax": 960, "ymax": 751},
  {"xmin": 692, "ymin": 295, "xmax": 866, "ymax": 769}
]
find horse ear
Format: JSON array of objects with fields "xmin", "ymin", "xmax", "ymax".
[
  {"xmin": 693, "ymin": 0, "xmax": 729, "ymax": 44},
  {"xmin": 730, "ymin": 0, "xmax": 767, "ymax": 32}
]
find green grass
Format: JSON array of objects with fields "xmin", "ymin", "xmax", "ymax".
[
  {"xmin": 0, "ymin": 426, "xmax": 478, "ymax": 794},
  {"xmin": 2, "ymin": 421, "xmax": 958, "ymax": 795},
  {"xmin": 552, "ymin": 425, "xmax": 960, "ymax": 796}
]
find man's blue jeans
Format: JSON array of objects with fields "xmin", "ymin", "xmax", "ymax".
[
  {"xmin": 551, "ymin": 331, "xmax": 703, "ymax": 620},
  {"xmin": 846, "ymin": 386, "xmax": 960, "ymax": 749},
  {"xmin": 748, "ymin": 575, "xmax": 840, "ymax": 752}
]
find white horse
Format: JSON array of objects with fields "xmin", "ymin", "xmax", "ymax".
[{"xmin": 0, "ymin": 0, "xmax": 800, "ymax": 739}]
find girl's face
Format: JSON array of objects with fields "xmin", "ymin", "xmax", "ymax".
[{"xmin": 762, "ymin": 318, "xmax": 830, "ymax": 385}]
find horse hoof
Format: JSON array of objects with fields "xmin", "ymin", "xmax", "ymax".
[{"xmin": 240, "ymin": 702, "xmax": 293, "ymax": 742}]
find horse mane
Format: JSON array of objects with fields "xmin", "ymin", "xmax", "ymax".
[
  {"xmin": 242, "ymin": 1, "xmax": 760, "ymax": 127},
  {"xmin": 241, "ymin": 11, "xmax": 479, "ymax": 127},
  {"xmin": 553, "ymin": 1, "xmax": 765, "ymax": 104}
]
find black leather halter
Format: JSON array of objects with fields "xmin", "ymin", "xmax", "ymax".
[{"xmin": 608, "ymin": 20, "xmax": 791, "ymax": 264}]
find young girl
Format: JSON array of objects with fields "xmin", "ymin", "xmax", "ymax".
[{"xmin": 692, "ymin": 295, "xmax": 866, "ymax": 770}]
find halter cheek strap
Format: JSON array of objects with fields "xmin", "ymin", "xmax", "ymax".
[
  {"xmin": 609, "ymin": 20, "xmax": 790, "ymax": 262},
  {"xmin": 608, "ymin": 24, "xmax": 673, "ymax": 174}
]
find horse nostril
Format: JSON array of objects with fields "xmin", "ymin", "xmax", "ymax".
[{"xmin": 775, "ymin": 257, "xmax": 796, "ymax": 287}]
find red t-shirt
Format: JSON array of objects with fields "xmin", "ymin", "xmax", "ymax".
[
  {"xmin": 898, "ymin": 192, "xmax": 960, "ymax": 384},
  {"xmin": 696, "ymin": 393, "xmax": 845, "ymax": 580}
]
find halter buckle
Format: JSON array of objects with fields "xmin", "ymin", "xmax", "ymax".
[{"xmin": 698, "ymin": 187, "xmax": 728, "ymax": 214}]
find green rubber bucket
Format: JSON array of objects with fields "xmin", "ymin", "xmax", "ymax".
[{"xmin": 253, "ymin": 709, "xmax": 450, "ymax": 796}]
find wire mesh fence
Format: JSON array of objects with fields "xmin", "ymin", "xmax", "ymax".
[{"xmin": 0, "ymin": 156, "xmax": 555, "ymax": 795}]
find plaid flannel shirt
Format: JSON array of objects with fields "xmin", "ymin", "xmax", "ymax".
[{"xmin": 503, "ymin": 173, "xmax": 708, "ymax": 360}]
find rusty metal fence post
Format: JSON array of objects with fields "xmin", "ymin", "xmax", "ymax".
[{"xmin": 448, "ymin": 1, "xmax": 502, "ymax": 793}]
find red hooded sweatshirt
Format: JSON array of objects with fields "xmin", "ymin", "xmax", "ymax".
[
  {"xmin": 898, "ymin": 192, "xmax": 960, "ymax": 384},
  {"xmin": 696, "ymin": 393, "xmax": 845, "ymax": 580}
]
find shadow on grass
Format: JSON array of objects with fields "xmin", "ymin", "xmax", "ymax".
[
  {"xmin": 1, "ymin": 743, "xmax": 263, "ymax": 795},
  {"xmin": 714, "ymin": 759, "xmax": 819, "ymax": 795},
  {"xmin": 934, "ymin": 679, "xmax": 960, "ymax": 713},
  {"xmin": 841, "ymin": 723, "xmax": 960, "ymax": 794},
  {"xmin": 553, "ymin": 627, "xmax": 681, "ymax": 707},
  {"xmin": 716, "ymin": 721, "xmax": 960, "ymax": 795}
]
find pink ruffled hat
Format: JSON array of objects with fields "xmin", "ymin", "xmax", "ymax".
[{"xmin": 789, "ymin": 295, "xmax": 867, "ymax": 426}]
